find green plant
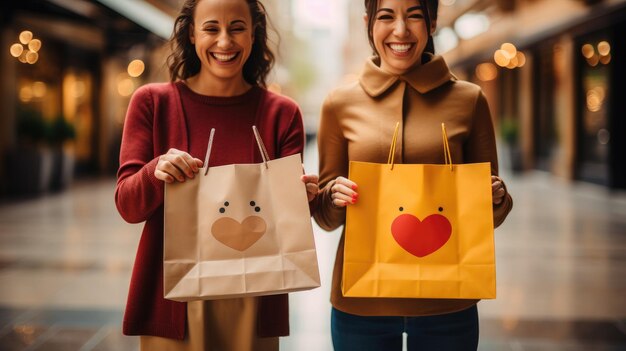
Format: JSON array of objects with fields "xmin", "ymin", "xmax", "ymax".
[
  {"xmin": 47, "ymin": 115, "xmax": 76, "ymax": 145},
  {"xmin": 500, "ymin": 118, "xmax": 519, "ymax": 145},
  {"xmin": 16, "ymin": 108, "xmax": 49, "ymax": 144}
]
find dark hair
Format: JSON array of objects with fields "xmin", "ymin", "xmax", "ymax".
[
  {"xmin": 167, "ymin": 0, "xmax": 275, "ymax": 87},
  {"xmin": 364, "ymin": 0, "xmax": 438, "ymax": 58}
]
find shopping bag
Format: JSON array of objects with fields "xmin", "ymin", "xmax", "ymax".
[
  {"xmin": 342, "ymin": 123, "xmax": 495, "ymax": 299},
  {"xmin": 164, "ymin": 126, "xmax": 320, "ymax": 301}
]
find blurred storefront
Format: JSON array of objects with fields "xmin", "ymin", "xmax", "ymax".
[
  {"xmin": 0, "ymin": 0, "xmax": 176, "ymax": 197},
  {"xmin": 434, "ymin": 0, "xmax": 626, "ymax": 189}
]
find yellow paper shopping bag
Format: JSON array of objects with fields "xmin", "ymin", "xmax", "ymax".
[{"xmin": 343, "ymin": 123, "xmax": 496, "ymax": 299}]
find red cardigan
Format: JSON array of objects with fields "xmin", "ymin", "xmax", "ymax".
[{"xmin": 115, "ymin": 82, "xmax": 305, "ymax": 339}]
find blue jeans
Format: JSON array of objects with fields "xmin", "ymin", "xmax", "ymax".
[{"xmin": 331, "ymin": 305, "xmax": 479, "ymax": 351}]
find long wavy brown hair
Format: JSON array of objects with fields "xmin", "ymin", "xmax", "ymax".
[
  {"xmin": 166, "ymin": 0, "xmax": 275, "ymax": 87},
  {"xmin": 364, "ymin": 0, "xmax": 438, "ymax": 59}
]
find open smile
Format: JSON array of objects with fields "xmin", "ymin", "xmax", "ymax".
[
  {"xmin": 386, "ymin": 43, "xmax": 415, "ymax": 55},
  {"xmin": 210, "ymin": 52, "xmax": 240, "ymax": 64}
]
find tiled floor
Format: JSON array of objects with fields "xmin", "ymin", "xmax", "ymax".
[{"xmin": 0, "ymin": 142, "xmax": 625, "ymax": 350}]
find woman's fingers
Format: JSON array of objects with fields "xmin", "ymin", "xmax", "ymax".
[
  {"xmin": 301, "ymin": 174, "xmax": 319, "ymax": 184},
  {"xmin": 335, "ymin": 176, "xmax": 358, "ymax": 191},
  {"xmin": 155, "ymin": 149, "xmax": 201, "ymax": 183},
  {"xmin": 491, "ymin": 176, "xmax": 501, "ymax": 192},
  {"xmin": 491, "ymin": 176, "xmax": 506, "ymax": 204},
  {"xmin": 300, "ymin": 174, "xmax": 320, "ymax": 202},
  {"xmin": 331, "ymin": 177, "xmax": 359, "ymax": 207},
  {"xmin": 154, "ymin": 169, "xmax": 174, "ymax": 183},
  {"xmin": 160, "ymin": 160, "xmax": 186, "ymax": 182},
  {"xmin": 170, "ymin": 153, "xmax": 197, "ymax": 178},
  {"xmin": 194, "ymin": 158, "xmax": 204, "ymax": 168},
  {"xmin": 305, "ymin": 182, "xmax": 319, "ymax": 193}
]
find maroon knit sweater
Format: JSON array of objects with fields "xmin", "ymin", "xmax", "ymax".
[{"xmin": 115, "ymin": 82, "xmax": 305, "ymax": 339}]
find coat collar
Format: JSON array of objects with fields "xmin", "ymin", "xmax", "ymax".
[{"xmin": 359, "ymin": 54, "xmax": 456, "ymax": 97}]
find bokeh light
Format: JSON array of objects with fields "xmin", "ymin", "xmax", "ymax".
[
  {"xmin": 10, "ymin": 43, "xmax": 23, "ymax": 57},
  {"xmin": 118, "ymin": 78, "xmax": 135, "ymax": 97},
  {"xmin": 581, "ymin": 43, "xmax": 594, "ymax": 59},
  {"xmin": 127, "ymin": 59, "xmax": 145, "ymax": 78},
  {"xmin": 494, "ymin": 50, "xmax": 510, "ymax": 67},
  {"xmin": 516, "ymin": 51, "xmax": 526, "ymax": 67},
  {"xmin": 597, "ymin": 41, "xmax": 611, "ymax": 56},
  {"xmin": 32, "ymin": 81, "xmax": 47, "ymax": 98},
  {"xmin": 19, "ymin": 31, "xmax": 33, "ymax": 45},
  {"xmin": 501, "ymin": 43, "xmax": 517, "ymax": 59},
  {"xmin": 28, "ymin": 39, "xmax": 42, "ymax": 52},
  {"xmin": 26, "ymin": 51, "xmax": 38, "ymax": 64},
  {"xmin": 475, "ymin": 63, "xmax": 498, "ymax": 82}
]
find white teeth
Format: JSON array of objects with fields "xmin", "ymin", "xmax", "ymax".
[
  {"xmin": 389, "ymin": 44, "xmax": 412, "ymax": 53},
  {"xmin": 212, "ymin": 53, "xmax": 237, "ymax": 62}
]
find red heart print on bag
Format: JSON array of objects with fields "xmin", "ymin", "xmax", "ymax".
[{"xmin": 391, "ymin": 214, "xmax": 452, "ymax": 257}]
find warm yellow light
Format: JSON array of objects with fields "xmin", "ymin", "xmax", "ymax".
[
  {"xmin": 599, "ymin": 53, "xmax": 611, "ymax": 65},
  {"xmin": 28, "ymin": 39, "xmax": 41, "ymax": 52},
  {"xmin": 475, "ymin": 63, "xmax": 498, "ymax": 82},
  {"xmin": 506, "ymin": 56, "xmax": 519, "ymax": 69},
  {"xmin": 18, "ymin": 50, "xmax": 28, "ymax": 63},
  {"xmin": 19, "ymin": 31, "xmax": 33, "ymax": 45},
  {"xmin": 581, "ymin": 44, "xmax": 594, "ymax": 59},
  {"xmin": 26, "ymin": 51, "xmax": 38, "ymax": 64},
  {"xmin": 127, "ymin": 59, "xmax": 145, "ymax": 78},
  {"xmin": 593, "ymin": 86, "xmax": 606, "ymax": 101},
  {"xmin": 72, "ymin": 81, "xmax": 86, "ymax": 98},
  {"xmin": 597, "ymin": 41, "xmax": 610, "ymax": 56},
  {"xmin": 32, "ymin": 81, "xmax": 47, "ymax": 98},
  {"xmin": 500, "ymin": 43, "xmax": 517, "ymax": 59},
  {"xmin": 515, "ymin": 51, "xmax": 526, "ymax": 68},
  {"xmin": 118, "ymin": 78, "xmax": 135, "ymax": 97},
  {"xmin": 10, "ymin": 43, "xmax": 23, "ymax": 57},
  {"xmin": 494, "ymin": 50, "xmax": 510, "ymax": 67},
  {"xmin": 587, "ymin": 54, "xmax": 599, "ymax": 67},
  {"xmin": 586, "ymin": 88, "xmax": 604, "ymax": 112},
  {"xmin": 19, "ymin": 85, "xmax": 33, "ymax": 102}
]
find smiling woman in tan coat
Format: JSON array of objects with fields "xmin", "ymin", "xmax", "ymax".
[{"xmin": 313, "ymin": 0, "xmax": 513, "ymax": 350}]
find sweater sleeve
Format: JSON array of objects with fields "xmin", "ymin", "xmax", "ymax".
[
  {"xmin": 114, "ymin": 86, "xmax": 165, "ymax": 224},
  {"xmin": 277, "ymin": 105, "xmax": 305, "ymax": 159},
  {"xmin": 313, "ymin": 93, "xmax": 348, "ymax": 231},
  {"xmin": 465, "ymin": 91, "xmax": 513, "ymax": 228}
]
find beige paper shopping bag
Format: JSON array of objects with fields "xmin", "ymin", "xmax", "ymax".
[{"xmin": 164, "ymin": 126, "xmax": 320, "ymax": 301}]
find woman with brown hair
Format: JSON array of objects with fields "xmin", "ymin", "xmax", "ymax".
[
  {"xmin": 115, "ymin": 0, "xmax": 318, "ymax": 350},
  {"xmin": 314, "ymin": 0, "xmax": 513, "ymax": 350}
]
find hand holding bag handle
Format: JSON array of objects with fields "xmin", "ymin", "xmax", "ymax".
[{"xmin": 203, "ymin": 126, "xmax": 270, "ymax": 176}]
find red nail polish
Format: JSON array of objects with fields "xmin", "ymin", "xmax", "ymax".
[{"xmin": 352, "ymin": 185, "xmax": 357, "ymax": 190}]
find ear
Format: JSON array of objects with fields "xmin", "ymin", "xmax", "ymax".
[
  {"xmin": 189, "ymin": 23, "xmax": 195, "ymax": 45},
  {"xmin": 363, "ymin": 14, "xmax": 369, "ymax": 28},
  {"xmin": 429, "ymin": 19, "xmax": 437, "ymax": 34}
]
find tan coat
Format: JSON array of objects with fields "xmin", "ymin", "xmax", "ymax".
[{"xmin": 314, "ymin": 55, "xmax": 513, "ymax": 316}]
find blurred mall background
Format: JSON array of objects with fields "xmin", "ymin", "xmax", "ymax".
[
  {"xmin": 0, "ymin": 0, "xmax": 625, "ymax": 350},
  {"xmin": 1, "ymin": 0, "xmax": 625, "ymax": 194}
]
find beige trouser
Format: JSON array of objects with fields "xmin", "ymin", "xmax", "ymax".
[{"xmin": 140, "ymin": 297, "xmax": 279, "ymax": 351}]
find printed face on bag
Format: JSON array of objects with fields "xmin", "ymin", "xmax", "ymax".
[
  {"xmin": 370, "ymin": 0, "xmax": 432, "ymax": 74},
  {"xmin": 190, "ymin": 0, "xmax": 254, "ymax": 82},
  {"xmin": 391, "ymin": 205, "xmax": 452, "ymax": 257},
  {"xmin": 211, "ymin": 200, "xmax": 267, "ymax": 251}
]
